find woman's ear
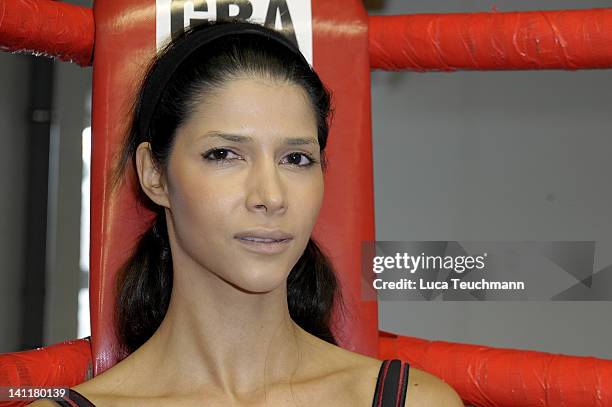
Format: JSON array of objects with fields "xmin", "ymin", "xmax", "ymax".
[{"xmin": 135, "ymin": 142, "xmax": 171, "ymax": 208}]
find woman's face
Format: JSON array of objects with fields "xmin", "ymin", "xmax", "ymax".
[{"xmin": 143, "ymin": 77, "xmax": 324, "ymax": 293}]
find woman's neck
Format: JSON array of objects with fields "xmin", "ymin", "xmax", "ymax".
[{"xmin": 120, "ymin": 254, "xmax": 321, "ymax": 402}]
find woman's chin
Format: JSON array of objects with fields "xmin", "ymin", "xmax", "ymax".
[{"xmin": 221, "ymin": 270, "xmax": 289, "ymax": 295}]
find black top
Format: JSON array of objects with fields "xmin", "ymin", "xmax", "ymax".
[{"xmin": 39, "ymin": 359, "xmax": 409, "ymax": 406}]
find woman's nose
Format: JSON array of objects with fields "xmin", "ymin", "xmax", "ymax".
[{"xmin": 245, "ymin": 161, "xmax": 287, "ymax": 214}]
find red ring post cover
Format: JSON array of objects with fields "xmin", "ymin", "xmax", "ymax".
[{"xmin": 90, "ymin": 0, "xmax": 378, "ymax": 375}]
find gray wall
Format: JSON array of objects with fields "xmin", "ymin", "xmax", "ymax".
[
  {"xmin": 372, "ymin": 0, "xmax": 612, "ymax": 359},
  {"xmin": 44, "ymin": 60, "xmax": 91, "ymax": 346},
  {"xmin": 0, "ymin": 53, "xmax": 29, "ymax": 353},
  {"xmin": 42, "ymin": 0, "xmax": 93, "ymax": 348},
  {"xmin": 0, "ymin": 50, "xmax": 90, "ymax": 354}
]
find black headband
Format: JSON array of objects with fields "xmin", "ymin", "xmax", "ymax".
[{"xmin": 139, "ymin": 22, "xmax": 308, "ymax": 139}]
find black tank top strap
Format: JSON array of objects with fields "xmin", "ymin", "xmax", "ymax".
[
  {"xmin": 372, "ymin": 359, "xmax": 410, "ymax": 407},
  {"xmin": 49, "ymin": 399, "xmax": 74, "ymax": 407},
  {"xmin": 38, "ymin": 389, "xmax": 96, "ymax": 407},
  {"xmin": 67, "ymin": 389, "xmax": 96, "ymax": 406}
]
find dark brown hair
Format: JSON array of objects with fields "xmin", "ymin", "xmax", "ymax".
[{"xmin": 112, "ymin": 20, "xmax": 344, "ymax": 355}]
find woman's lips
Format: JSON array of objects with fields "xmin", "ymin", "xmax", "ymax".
[{"xmin": 235, "ymin": 237, "xmax": 292, "ymax": 254}]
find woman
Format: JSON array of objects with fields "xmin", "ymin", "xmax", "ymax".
[{"xmin": 32, "ymin": 20, "xmax": 463, "ymax": 406}]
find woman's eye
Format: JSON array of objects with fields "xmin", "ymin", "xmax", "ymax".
[
  {"xmin": 202, "ymin": 148, "xmax": 240, "ymax": 163},
  {"xmin": 202, "ymin": 149, "xmax": 318, "ymax": 168},
  {"xmin": 283, "ymin": 152, "xmax": 317, "ymax": 167}
]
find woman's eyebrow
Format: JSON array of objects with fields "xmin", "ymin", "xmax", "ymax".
[{"xmin": 201, "ymin": 131, "xmax": 318, "ymax": 146}]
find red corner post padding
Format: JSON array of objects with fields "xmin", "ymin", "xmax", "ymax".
[
  {"xmin": 0, "ymin": 338, "xmax": 92, "ymax": 407},
  {"xmin": 90, "ymin": 0, "xmax": 378, "ymax": 375},
  {"xmin": 379, "ymin": 331, "xmax": 612, "ymax": 407},
  {"xmin": 369, "ymin": 8, "xmax": 612, "ymax": 71},
  {"xmin": 311, "ymin": 0, "xmax": 378, "ymax": 354}
]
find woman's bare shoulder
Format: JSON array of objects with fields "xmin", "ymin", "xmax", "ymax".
[
  {"xmin": 341, "ymin": 353, "xmax": 463, "ymax": 407},
  {"xmin": 402, "ymin": 367, "xmax": 463, "ymax": 406}
]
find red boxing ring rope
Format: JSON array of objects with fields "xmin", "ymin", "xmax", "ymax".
[
  {"xmin": 2, "ymin": 4, "xmax": 611, "ymax": 71},
  {"xmin": 0, "ymin": 0, "xmax": 94, "ymax": 66},
  {"xmin": 0, "ymin": 339, "xmax": 92, "ymax": 397},
  {"xmin": 379, "ymin": 332, "xmax": 612, "ymax": 407},
  {"xmin": 369, "ymin": 8, "xmax": 612, "ymax": 71}
]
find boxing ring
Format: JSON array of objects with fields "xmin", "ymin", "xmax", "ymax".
[{"xmin": 1, "ymin": 0, "xmax": 611, "ymax": 406}]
